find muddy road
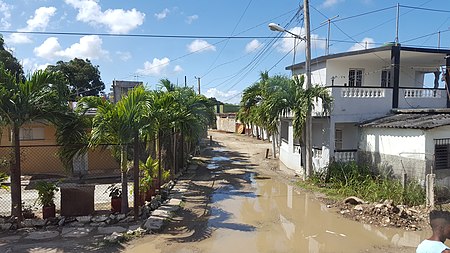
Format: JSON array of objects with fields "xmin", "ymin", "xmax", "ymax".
[{"xmin": 124, "ymin": 130, "xmax": 429, "ymax": 253}]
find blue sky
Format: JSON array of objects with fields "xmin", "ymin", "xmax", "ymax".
[{"xmin": 1, "ymin": 0, "xmax": 448, "ymax": 104}]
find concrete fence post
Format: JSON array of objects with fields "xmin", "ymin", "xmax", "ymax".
[{"xmin": 426, "ymin": 173, "xmax": 435, "ymax": 208}]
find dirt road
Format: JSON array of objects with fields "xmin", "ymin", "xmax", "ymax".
[{"xmin": 124, "ymin": 130, "xmax": 428, "ymax": 253}]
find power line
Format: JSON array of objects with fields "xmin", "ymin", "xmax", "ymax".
[
  {"xmin": 0, "ymin": 30, "xmax": 280, "ymax": 40},
  {"xmin": 400, "ymin": 5, "xmax": 450, "ymax": 13}
]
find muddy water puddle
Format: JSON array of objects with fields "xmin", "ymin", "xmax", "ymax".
[{"xmin": 127, "ymin": 148, "xmax": 428, "ymax": 253}]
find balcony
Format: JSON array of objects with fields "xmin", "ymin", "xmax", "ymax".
[{"xmin": 324, "ymin": 86, "xmax": 447, "ymax": 119}]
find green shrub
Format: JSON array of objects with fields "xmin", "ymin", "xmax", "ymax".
[{"xmin": 305, "ymin": 162, "xmax": 425, "ymax": 206}]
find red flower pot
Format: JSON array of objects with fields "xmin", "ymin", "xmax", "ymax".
[
  {"xmin": 111, "ymin": 197, "xmax": 122, "ymax": 213},
  {"xmin": 42, "ymin": 204, "xmax": 56, "ymax": 219}
]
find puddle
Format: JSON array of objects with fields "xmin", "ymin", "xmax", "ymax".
[
  {"xmin": 126, "ymin": 163, "xmax": 427, "ymax": 253},
  {"xmin": 211, "ymin": 156, "xmax": 229, "ymax": 162}
]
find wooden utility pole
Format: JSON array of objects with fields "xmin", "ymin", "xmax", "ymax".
[{"xmin": 304, "ymin": 0, "xmax": 313, "ymax": 179}]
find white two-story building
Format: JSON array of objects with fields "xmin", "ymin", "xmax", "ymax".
[{"xmin": 279, "ymin": 44, "xmax": 450, "ymax": 184}]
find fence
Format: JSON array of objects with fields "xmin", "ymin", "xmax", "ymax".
[{"xmin": 0, "ymin": 144, "xmax": 124, "ymax": 217}]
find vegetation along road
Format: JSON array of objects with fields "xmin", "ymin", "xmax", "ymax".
[{"xmin": 124, "ymin": 130, "xmax": 428, "ymax": 253}]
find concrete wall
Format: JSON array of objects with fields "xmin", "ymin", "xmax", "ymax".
[
  {"xmin": 359, "ymin": 127, "xmax": 428, "ymax": 184},
  {"xmin": 216, "ymin": 115, "xmax": 237, "ymax": 133}
]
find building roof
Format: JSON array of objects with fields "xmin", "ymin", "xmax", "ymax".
[
  {"xmin": 286, "ymin": 44, "xmax": 450, "ymax": 71},
  {"xmin": 360, "ymin": 109, "xmax": 450, "ymax": 130}
]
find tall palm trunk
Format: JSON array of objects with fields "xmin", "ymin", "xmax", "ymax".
[
  {"xmin": 180, "ymin": 128, "xmax": 185, "ymax": 171},
  {"xmin": 120, "ymin": 144, "xmax": 129, "ymax": 214},
  {"xmin": 133, "ymin": 133, "xmax": 139, "ymax": 219},
  {"xmin": 272, "ymin": 134, "xmax": 277, "ymax": 158},
  {"xmin": 157, "ymin": 130, "xmax": 162, "ymax": 190},
  {"xmin": 172, "ymin": 130, "xmax": 177, "ymax": 177},
  {"xmin": 11, "ymin": 125, "xmax": 22, "ymax": 222}
]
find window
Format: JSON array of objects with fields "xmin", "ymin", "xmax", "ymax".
[
  {"xmin": 348, "ymin": 69, "xmax": 363, "ymax": 87},
  {"xmin": 19, "ymin": 127, "xmax": 45, "ymax": 141},
  {"xmin": 280, "ymin": 120, "xmax": 289, "ymax": 143},
  {"xmin": 381, "ymin": 70, "xmax": 391, "ymax": 87},
  {"xmin": 435, "ymin": 138, "xmax": 450, "ymax": 170},
  {"xmin": 335, "ymin": 129, "xmax": 343, "ymax": 151}
]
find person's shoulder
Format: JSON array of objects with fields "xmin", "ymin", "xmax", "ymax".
[{"xmin": 416, "ymin": 239, "xmax": 449, "ymax": 253}]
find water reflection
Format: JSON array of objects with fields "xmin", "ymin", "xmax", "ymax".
[{"xmin": 223, "ymin": 174, "xmax": 427, "ymax": 253}]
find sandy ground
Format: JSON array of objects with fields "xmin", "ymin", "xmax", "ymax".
[{"xmin": 123, "ymin": 130, "xmax": 429, "ymax": 253}]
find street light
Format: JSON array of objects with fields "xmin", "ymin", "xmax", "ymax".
[
  {"xmin": 269, "ymin": 0, "xmax": 313, "ymax": 180},
  {"xmin": 268, "ymin": 23, "xmax": 306, "ymax": 41}
]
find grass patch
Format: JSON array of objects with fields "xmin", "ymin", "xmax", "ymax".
[{"xmin": 298, "ymin": 162, "xmax": 425, "ymax": 206}]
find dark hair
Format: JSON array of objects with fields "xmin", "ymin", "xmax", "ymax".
[{"xmin": 430, "ymin": 210, "xmax": 450, "ymax": 223}]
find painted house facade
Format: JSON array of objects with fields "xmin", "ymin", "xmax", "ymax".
[{"xmin": 279, "ymin": 44, "xmax": 450, "ymax": 181}]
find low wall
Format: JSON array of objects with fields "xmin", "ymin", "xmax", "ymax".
[
  {"xmin": 216, "ymin": 116, "xmax": 237, "ymax": 133},
  {"xmin": 358, "ymin": 151, "xmax": 429, "ymax": 186}
]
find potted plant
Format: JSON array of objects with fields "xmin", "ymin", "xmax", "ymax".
[
  {"xmin": 140, "ymin": 157, "xmax": 157, "ymax": 201},
  {"xmin": 106, "ymin": 184, "xmax": 122, "ymax": 213},
  {"xmin": 35, "ymin": 181, "xmax": 59, "ymax": 219}
]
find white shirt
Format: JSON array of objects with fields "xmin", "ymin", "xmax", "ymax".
[{"xmin": 417, "ymin": 240, "xmax": 449, "ymax": 253}]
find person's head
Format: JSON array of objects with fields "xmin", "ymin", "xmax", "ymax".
[{"xmin": 430, "ymin": 210, "xmax": 450, "ymax": 240}]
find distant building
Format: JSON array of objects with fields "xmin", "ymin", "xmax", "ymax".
[{"xmin": 110, "ymin": 80, "xmax": 143, "ymax": 103}]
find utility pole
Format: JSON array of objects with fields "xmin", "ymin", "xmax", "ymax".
[
  {"xmin": 395, "ymin": 3, "xmax": 400, "ymax": 45},
  {"xmin": 304, "ymin": 0, "xmax": 313, "ymax": 179},
  {"xmin": 320, "ymin": 15, "xmax": 339, "ymax": 55},
  {"xmin": 195, "ymin": 76, "xmax": 201, "ymax": 95},
  {"xmin": 184, "ymin": 76, "xmax": 187, "ymax": 88}
]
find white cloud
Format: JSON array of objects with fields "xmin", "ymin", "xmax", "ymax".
[
  {"xmin": 21, "ymin": 58, "xmax": 50, "ymax": 73},
  {"xmin": 204, "ymin": 88, "xmax": 240, "ymax": 104},
  {"xmin": 322, "ymin": 0, "xmax": 344, "ymax": 8},
  {"xmin": 116, "ymin": 51, "xmax": 132, "ymax": 61},
  {"xmin": 155, "ymin": 8, "xmax": 169, "ymax": 20},
  {"xmin": 0, "ymin": 1, "xmax": 12, "ymax": 29},
  {"xmin": 34, "ymin": 37, "xmax": 61, "ymax": 59},
  {"xmin": 34, "ymin": 35, "xmax": 109, "ymax": 60},
  {"xmin": 26, "ymin": 6, "xmax": 56, "ymax": 31},
  {"xmin": 348, "ymin": 37, "xmax": 375, "ymax": 51},
  {"xmin": 245, "ymin": 39, "xmax": 263, "ymax": 53},
  {"xmin": 186, "ymin": 14, "xmax": 198, "ymax": 24},
  {"xmin": 187, "ymin": 39, "xmax": 216, "ymax": 53},
  {"xmin": 137, "ymin": 57, "xmax": 170, "ymax": 76},
  {"xmin": 275, "ymin": 27, "xmax": 325, "ymax": 54},
  {"xmin": 7, "ymin": 33, "xmax": 32, "ymax": 44},
  {"xmin": 65, "ymin": 0, "xmax": 145, "ymax": 34},
  {"xmin": 7, "ymin": 6, "xmax": 57, "ymax": 44},
  {"xmin": 174, "ymin": 65, "xmax": 183, "ymax": 73}
]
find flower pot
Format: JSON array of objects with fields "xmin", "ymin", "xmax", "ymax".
[
  {"xmin": 111, "ymin": 197, "xmax": 122, "ymax": 213},
  {"xmin": 42, "ymin": 204, "xmax": 56, "ymax": 219},
  {"xmin": 145, "ymin": 188, "xmax": 155, "ymax": 201}
]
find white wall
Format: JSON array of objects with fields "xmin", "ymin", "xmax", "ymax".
[
  {"xmin": 311, "ymin": 62, "xmax": 327, "ymax": 86},
  {"xmin": 326, "ymin": 58, "xmax": 389, "ymax": 87},
  {"xmin": 216, "ymin": 116, "xmax": 236, "ymax": 133},
  {"xmin": 360, "ymin": 128, "xmax": 425, "ymax": 158}
]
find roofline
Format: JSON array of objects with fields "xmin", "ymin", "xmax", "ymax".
[{"xmin": 286, "ymin": 45, "xmax": 450, "ymax": 71}]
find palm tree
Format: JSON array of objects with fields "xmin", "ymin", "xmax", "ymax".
[
  {"xmin": 0, "ymin": 66, "xmax": 70, "ymax": 221},
  {"xmin": 80, "ymin": 85, "xmax": 149, "ymax": 213}
]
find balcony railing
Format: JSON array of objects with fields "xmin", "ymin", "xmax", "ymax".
[
  {"xmin": 403, "ymin": 88, "xmax": 441, "ymax": 98},
  {"xmin": 334, "ymin": 149, "xmax": 357, "ymax": 162},
  {"xmin": 340, "ymin": 87, "xmax": 385, "ymax": 98}
]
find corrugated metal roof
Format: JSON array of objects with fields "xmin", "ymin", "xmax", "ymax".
[{"xmin": 360, "ymin": 112, "xmax": 450, "ymax": 130}]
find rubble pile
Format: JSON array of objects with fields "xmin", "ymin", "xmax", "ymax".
[{"xmin": 335, "ymin": 196, "xmax": 428, "ymax": 230}]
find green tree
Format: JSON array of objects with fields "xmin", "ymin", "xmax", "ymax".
[
  {"xmin": 0, "ymin": 66, "xmax": 70, "ymax": 221},
  {"xmin": 47, "ymin": 58, "xmax": 105, "ymax": 98},
  {"xmin": 80, "ymin": 86, "xmax": 149, "ymax": 213},
  {"xmin": 0, "ymin": 36, "xmax": 24, "ymax": 82}
]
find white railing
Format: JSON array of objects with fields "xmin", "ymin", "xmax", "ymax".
[
  {"xmin": 335, "ymin": 150, "xmax": 357, "ymax": 162},
  {"xmin": 404, "ymin": 89, "xmax": 441, "ymax": 98},
  {"xmin": 340, "ymin": 87, "xmax": 385, "ymax": 98},
  {"xmin": 313, "ymin": 148, "xmax": 322, "ymax": 159}
]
